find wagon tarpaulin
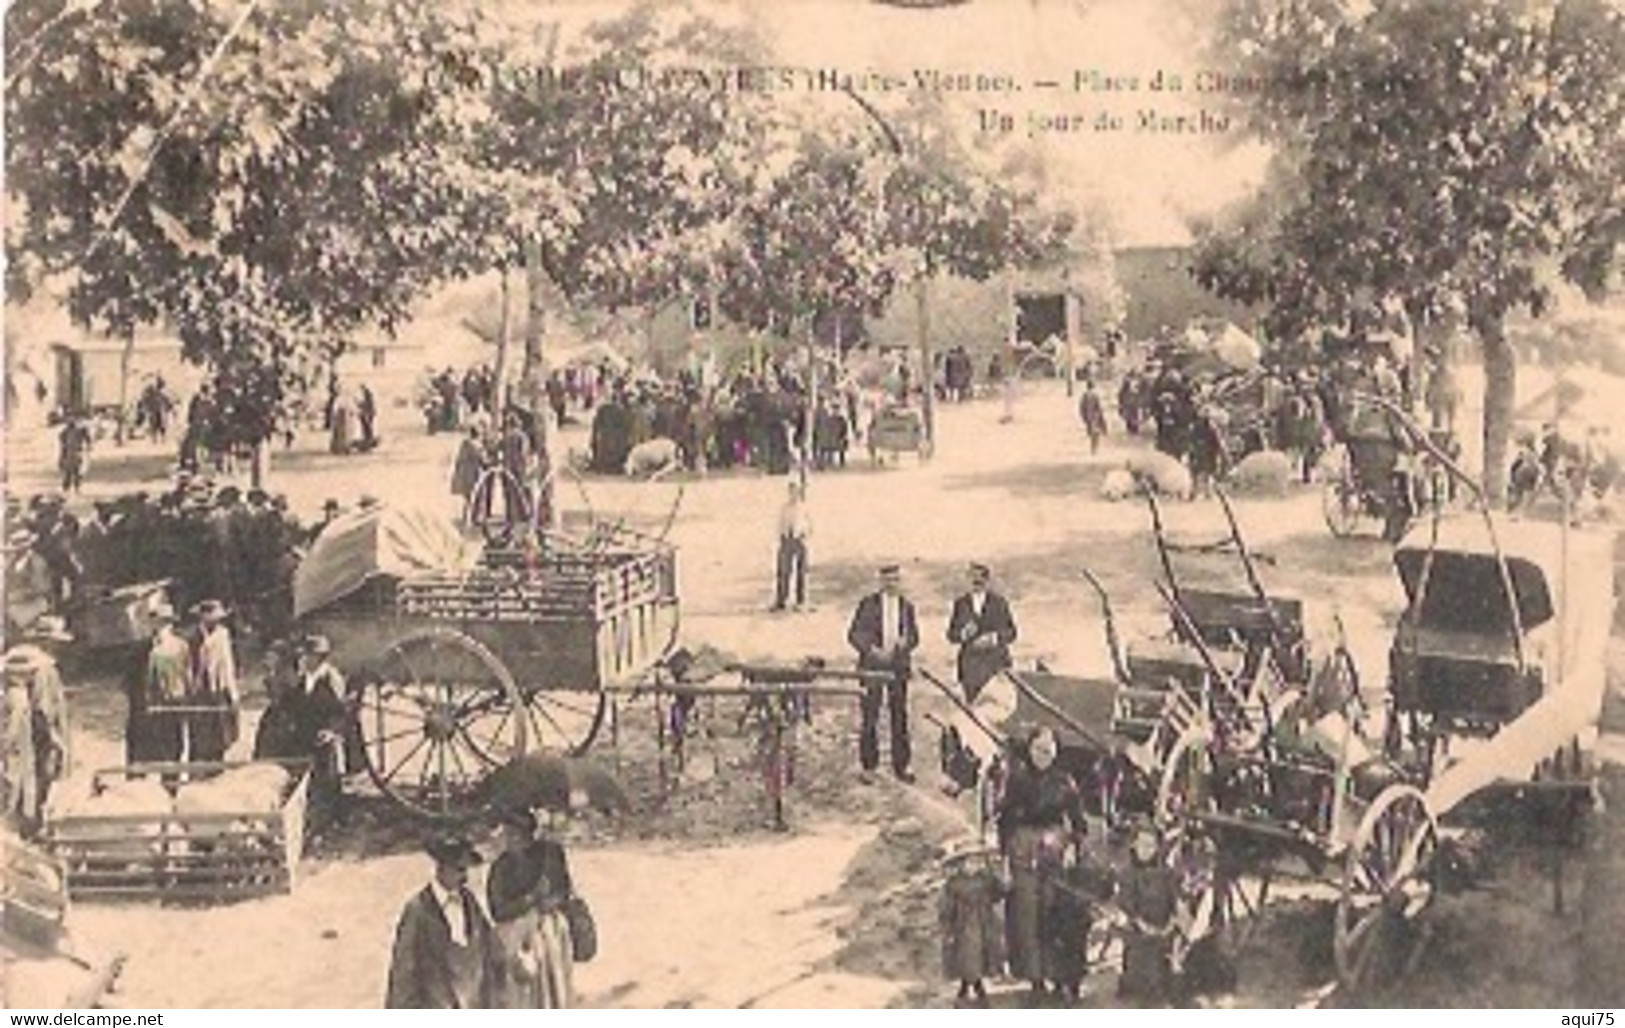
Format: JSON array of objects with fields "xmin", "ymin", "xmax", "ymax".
[{"xmin": 292, "ymin": 505, "xmax": 480, "ymax": 619}]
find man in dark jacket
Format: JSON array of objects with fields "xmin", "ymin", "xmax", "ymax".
[
  {"xmin": 385, "ymin": 835, "xmax": 504, "ymax": 1009},
  {"xmin": 846, "ymin": 563, "xmax": 920, "ymax": 783},
  {"xmin": 946, "ymin": 563, "xmax": 1018, "ymax": 703}
]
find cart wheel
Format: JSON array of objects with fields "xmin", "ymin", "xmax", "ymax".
[
  {"xmin": 518, "ymin": 689, "xmax": 607, "ymax": 757},
  {"xmin": 1335, "ymin": 784, "xmax": 1438, "ymax": 991},
  {"xmin": 1321, "ymin": 478, "xmax": 1362, "ymax": 538},
  {"xmin": 465, "ymin": 467, "xmax": 530, "ymax": 548},
  {"xmin": 1156, "ymin": 725, "xmax": 1215, "ymax": 828},
  {"xmin": 355, "ymin": 628, "xmax": 528, "ymax": 822}
]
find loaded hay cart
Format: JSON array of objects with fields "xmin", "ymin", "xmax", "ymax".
[{"xmin": 292, "ymin": 504, "xmax": 678, "ymax": 822}]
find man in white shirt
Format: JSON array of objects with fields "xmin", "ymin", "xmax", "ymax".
[
  {"xmin": 846, "ymin": 564, "xmax": 920, "ymax": 783},
  {"xmin": 772, "ymin": 480, "xmax": 812, "ymax": 611}
]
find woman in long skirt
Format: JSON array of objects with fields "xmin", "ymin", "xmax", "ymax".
[
  {"xmin": 488, "ymin": 808, "xmax": 575, "ymax": 1009},
  {"xmin": 997, "ymin": 728, "xmax": 1086, "ymax": 998}
]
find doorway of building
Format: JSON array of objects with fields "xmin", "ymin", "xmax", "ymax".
[{"xmin": 1014, "ymin": 293, "xmax": 1065, "ymax": 376}]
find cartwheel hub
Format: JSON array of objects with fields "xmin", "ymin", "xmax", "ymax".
[{"xmin": 425, "ymin": 703, "xmax": 459, "ymax": 742}]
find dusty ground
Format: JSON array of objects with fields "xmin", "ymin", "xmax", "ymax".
[{"xmin": 6, "ymin": 376, "xmax": 1621, "ymax": 1009}]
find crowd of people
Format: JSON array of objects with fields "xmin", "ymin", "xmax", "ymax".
[{"xmin": 10, "ymin": 477, "xmax": 313, "ymax": 644}]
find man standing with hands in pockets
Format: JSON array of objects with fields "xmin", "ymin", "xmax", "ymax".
[
  {"xmin": 771, "ymin": 480, "xmax": 811, "ymax": 612},
  {"xmin": 947, "ymin": 563, "xmax": 1018, "ymax": 703},
  {"xmin": 847, "ymin": 563, "xmax": 919, "ymax": 784}
]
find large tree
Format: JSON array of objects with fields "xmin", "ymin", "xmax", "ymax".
[
  {"xmin": 5, "ymin": 0, "xmax": 497, "ymax": 480},
  {"xmin": 1192, "ymin": 0, "xmax": 1625, "ymax": 498}
]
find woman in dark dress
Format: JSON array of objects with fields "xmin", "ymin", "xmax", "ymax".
[
  {"xmin": 487, "ymin": 808, "xmax": 576, "ymax": 1009},
  {"xmin": 1117, "ymin": 825, "xmax": 1179, "ymax": 1005},
  {"xmin": 996, "ymin": 727, "xmax": 1087, "ymax": 1000}
]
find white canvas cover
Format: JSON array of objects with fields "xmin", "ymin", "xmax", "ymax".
[{"xmin": 292, "ymin": 504, "xmax": 481, "ymax": 619}]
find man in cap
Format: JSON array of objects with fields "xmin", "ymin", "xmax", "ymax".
[
  {"xmin": 386, "ymin": 834, "xmax": 503, "ymax": 1008},
  {"xmin": 3, "ymin": 616, "xmax": 74, "ymax": 835},
  {"xmin": 846, "ymin": 563, "xmax": 920, "ymax": 783},
  {"xmin": 946, "ymin": 563, "xmax": 1019, "ymax": 703}
]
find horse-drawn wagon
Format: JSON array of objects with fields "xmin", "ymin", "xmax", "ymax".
[
  {"xmin": 1146, "ymin": 489, "xmax": 1612, "ymax": 992},
  {"xmin": 292, "ymin": 504, "xmax": 678, "ymax": 822}
]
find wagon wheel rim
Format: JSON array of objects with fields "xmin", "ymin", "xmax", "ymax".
[
  {"xmin": 358, "ymin": 628, "xmax": 527, "ymax": 822},
  {"xmin": 519, "ymin": 689, "xmax": 607, "ymax": 757},
  {"xmin": 1335, "ymin": 784, "xmax": 1438, "ymax": 991},
  {"xmin": 1156, "ymin": 725, "xmax": 1215, "ymax": 828},
  {"xmin": 465, "ymin": 468, "xmax": 529, "ymax": 548}
]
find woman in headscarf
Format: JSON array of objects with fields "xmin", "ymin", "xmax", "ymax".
[
  {"xmin": 996, "ymin": 727, "xmax": 1086, "ymax": 1000},
  {"xmin": 487, "ymin": 807, "xmax": 575, "ymax": 1009}
]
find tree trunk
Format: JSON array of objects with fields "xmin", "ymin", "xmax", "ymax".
[
  {"xmin": 916, "ymin": 272, "xmax": 935, "ymax": 449},
  {"xmin": 116, "ymin": 329, "xmax": 134, "ymax": 445},
  {"xmin": 250, "ymin": 438, "xmax": 270, "ymax": 491},
  {"xmin": 1479, "ymin": 315, "xmax": 1516, "ymax": 504},
  {"xmin": 522, "ymin": 235, "xmax": 556, "ymax": 532},
  {"xmin": 493, "ymin": 265, "xmax": 511, "ymax": 421}
]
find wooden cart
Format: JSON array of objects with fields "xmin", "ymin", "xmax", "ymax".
[
  {"xmin": 45, "ymin": 761, "xmax": 310, "ymax": 903},
  {"xmin": 297, "ymin": 516, "xmax": 679, "ymax": 822},
  {"xmin": 867, "ymin": 405, "xmax": 931, "ymax": 464}
]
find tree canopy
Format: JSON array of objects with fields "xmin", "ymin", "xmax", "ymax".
[
  {"xmin": 5, "ymin": 0, "xmax": 1079, "ymax": 467},
  {"xmin": 1191, "ymin": 0, "xmax": 1625, "ymax": 495}
]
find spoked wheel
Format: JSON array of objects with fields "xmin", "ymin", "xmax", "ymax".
[
  {"xmin": 517, "ymin": 688, "xmax": 607, "ymax": 757},
  {"xmin": 1335, "ymin": 784, "xmax": 1439, "ymax": 991},
  {"xmin": 355, "ymin": 628, "xmax": 528, "ymax": 822},
  {"xmin": 465, "ymin": 466, "xmax": 531, "ymax": 548},
  {"xmin": 1167, "ymin": 832, "xmax": 1266, "ymax": 986},
  {"xmin": 1156, "ymin": 725, "xmax": 1216, "ymax": 828},
  {"xmin": 1321, "ymin": 475, "xmax": 1363, "ymax": 538}
]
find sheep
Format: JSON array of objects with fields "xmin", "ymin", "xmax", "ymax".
[
  {"xmin": 624, "ymin": 437, "xmax": 681, "ymax": 480},
  {"xmin": 1099, "ymin": 468, "xmax": 1137, "ymax": 501},
  {"xmin": 1226, "ymin": 450, "xmax": 1295, "ymax": 498},
  {"xmin": 1124, "ymin": 451, "xmax": 1194, "ymax": 500}
]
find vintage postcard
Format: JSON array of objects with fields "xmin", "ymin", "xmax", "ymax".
[{"xmin": 4, "ymin": 0, "xmax": 1623, "ymax": 1011}]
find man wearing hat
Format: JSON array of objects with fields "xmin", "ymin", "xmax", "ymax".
[
  {"xmin": 946, "ymin": 563, "xmax": 1019, "ymax": 703},
  {"xmin": 386, "ymin": 835, "xmax": 504, "ymax": 1008},
  {"xmin": 846, "ymin": 563, "xmax": 920, "ymax": 783},
  {"xmin": 3, "ymin": 616, "xmax": 73, "ymax": 835}
]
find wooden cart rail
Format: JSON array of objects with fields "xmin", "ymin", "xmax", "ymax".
[
  {"xmin": 47, "ymin": 761, "xmax": 309, "ymax": 903},
  {"xmin": 395, "ymin": 550, "xmax": 673, "ymax": 624}
]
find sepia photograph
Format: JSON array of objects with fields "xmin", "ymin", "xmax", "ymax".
[{"xmin": 3, "ymin": 0, "xmax": 1624, "ymax": 1011}]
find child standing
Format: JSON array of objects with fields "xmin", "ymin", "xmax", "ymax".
[{"xmin": 939, "ymin": 838, "xmax": 1005, "ymax": 1006}]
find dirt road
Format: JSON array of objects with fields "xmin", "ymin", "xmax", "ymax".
[{"xmin": 9, "ymin": 379, "xmax": 1620, "ymax": 1008}]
